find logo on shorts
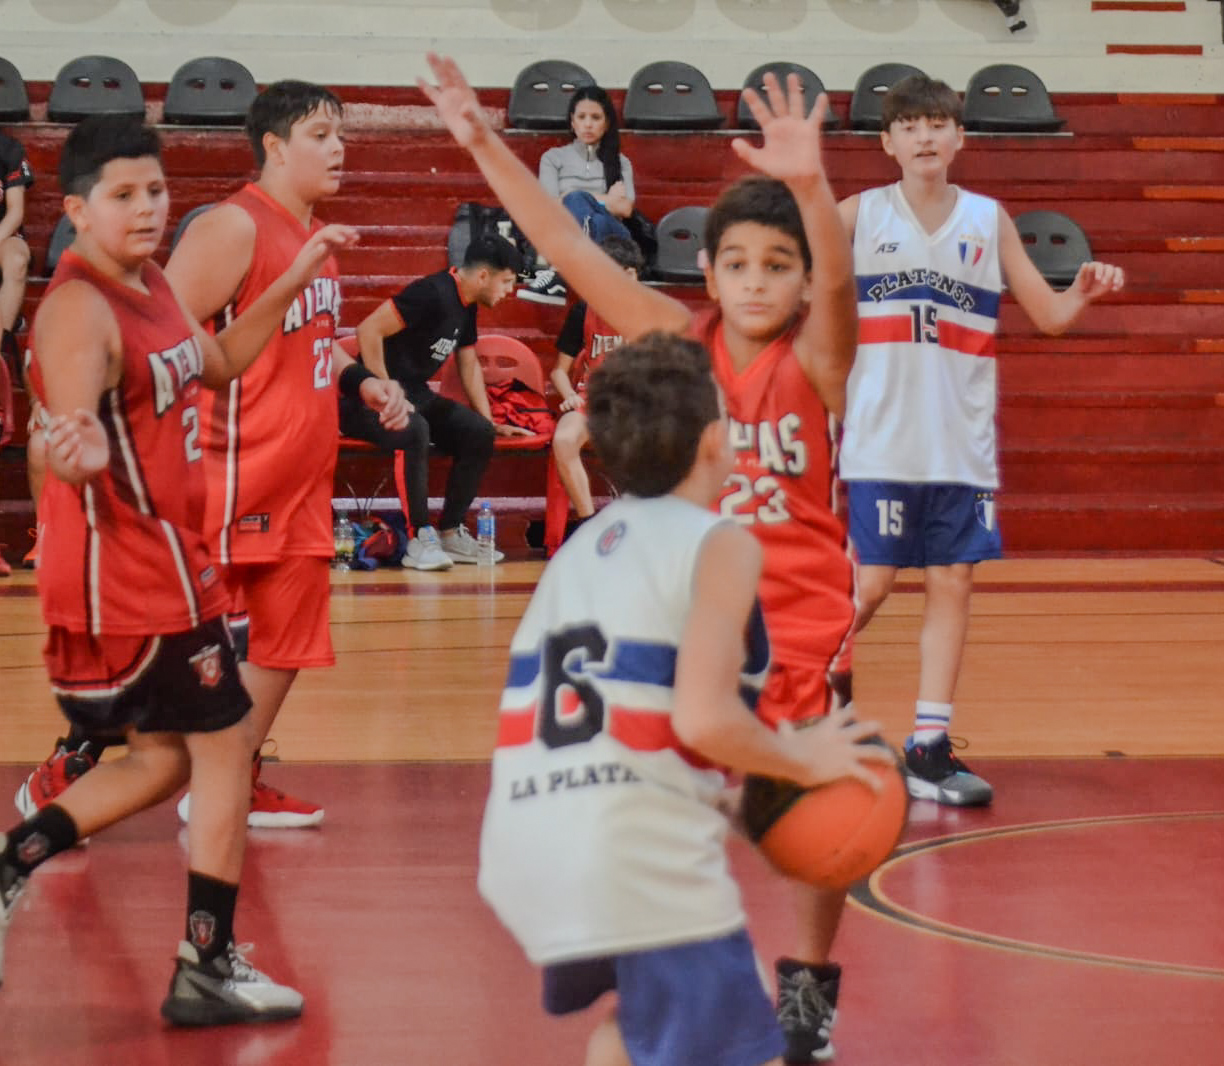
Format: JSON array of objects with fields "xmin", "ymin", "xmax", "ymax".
[
  {"xmin": 237, "ymin": 513, "xmax": 270, "ymax": 533},
  {"xmin": 16, "ymin": 831, "xmax": 49, "ymax": 866},
  {"xmin": 189, "ymin": 910, "xmax": 217, "ymax": 950},
  {"xmin": 189, "ymin": 644, "xmax": 224, "ymax": 688},
  {"xmin": 975, "ymin": 492, "xmax": 996, "ymax": 532},
  {"xmin": 596, "ymin": 521, "xmax": 626, "ymax": 557}
]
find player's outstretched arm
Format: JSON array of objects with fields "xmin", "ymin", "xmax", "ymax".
[
  {"xmin": 419, "ymin": 53, "xmax": 689, "ymax": 341},
  {"xmin": 734, "ymin": 74, "xmax": 857, "ymax": 418},
  {"xmin": 179, "ymin": 224, "xmax": 358, "ymax": 387},
  {"xmin": 998, "ymin": 207, "xmax": 1125, "ymax": 336},
  {"xmin": 32, "ymin": 282, "xmax": 120, "ymax": 484},
  {"xmin": 674, "ymin": 525, "xmax": 889, "ymax": 789}
]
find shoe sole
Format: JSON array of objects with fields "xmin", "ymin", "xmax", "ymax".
[
  {"xmin": 161, "ymin": 999, "xmax": 303, "ymax": 1026},
  {"xmin": 904, "ymin": 772, "xmax": 993, "ymax": 807},
  {"xmin": 516, "ymin": 291, "xmax": 567, "ymax": 306},
  {"xmin": 402, "ymin": 556, "xmax": 453, "ymax": 571},
  {"xmin": 248, "ymin": 810, "xmax": 326, "ymax": 829},
  {"xmin": 177, "ymin": 796, "xmax": 326, "ymax": 828}
]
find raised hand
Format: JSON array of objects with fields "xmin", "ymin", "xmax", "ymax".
[
  {"xmin": 418, "ymin": 53, "xmax": 492, "ymax": 149},
  {"xmin": 1070, "ymin": 260, "xmax": 1125, "ymax": 303},
  {"xmin": 45, "ymin": 408, "xmax": 109, "ymax": 484},
  {"xmin": 731, "ymin": 72, "xmax": 831, "ymax": 189},
  {"xmin": 290, "ymin": 224, "xmax": 360, "ymax": 288}
]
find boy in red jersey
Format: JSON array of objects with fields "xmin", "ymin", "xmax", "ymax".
[
  {"xmin": 0, "ymin": 114, "xmax": 353, "ymax": 1021},
  {"xmin": 15, "ymin": 82, "xmax": 409, "ymax": 829},
  {"xmin": 549, "ymin": 234, "xmax": 643, "ymax": 530},
  {"xmin": 423, "ymin": 55, "xmax": 862, "ymax": 1063}
]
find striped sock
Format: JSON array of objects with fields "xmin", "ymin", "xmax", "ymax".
[{"xmin": 912, "ymin": 701, "xmax": 952, "ymax": 744}]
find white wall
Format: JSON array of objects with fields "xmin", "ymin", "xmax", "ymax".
[{"xmin": 2, "ymin": 0, "xmax": 1222, "ymax": 93}]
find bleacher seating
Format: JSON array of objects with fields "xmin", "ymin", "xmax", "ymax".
[
  {"xmin": 507, "ymin": 60, "xmax": 596, "ymax": 131},
  {"xmin": 963, "ymin": 64, "xmax": 1066, "ymax": 133},
  {"xmin": 623, "ymin": 61, "xmax": 724, "ymax": 130},
  {"xmin": 738, "ymin": 62, "xmax": 837, "ymax": 130},
  {"xmin": 0, "ymin": 57, "xmax": 30, "ymax": 122},
  {"xmin": 2, "ymin": 76, "xmax": 1223, "ymax": 556},
  {"xmin": 1014, "ymin": 210, "xmax": 1093, "ymax": 289},
  {"xmin": 46, "ymin": 55, "xmax": 144, "ymax": 122},
  {"xmin": 848, "ymin": 62, "xmax": 925, "ymax": 131},
  {"xmin": 163, "ymin": 57, "xmax": 256, "ymax": 126}
]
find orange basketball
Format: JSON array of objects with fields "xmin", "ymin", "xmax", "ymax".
[{"xmin": 741, "ymin": 761, "xmax": 909, "ymax": 890}]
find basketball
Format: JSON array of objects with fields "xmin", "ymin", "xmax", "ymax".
[{"xmin": 741, "ymin": 758, "xmax": 909, "ymax": 890}]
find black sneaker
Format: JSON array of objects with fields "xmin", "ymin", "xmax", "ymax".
[
  {"xmin": 516, "ymin": 268, "xmax": 567, "ymax": 306},
  {"xmin": 776, "ymin": 957, "xmax": 840, "ymax": 1063},
  {"xmin": 0, "ymin": 844, "xmax": 30, "ymax": 989},
  {"xmin": 160, "ymin": 940, "xmax": 304, "ymax": 1026},
  {"xmin": 903, "ymin": 734, "xmax": 993, "ymax": 807}
]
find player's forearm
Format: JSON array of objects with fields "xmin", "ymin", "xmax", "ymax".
[
  {"xmin": 675, "ymin": 694, "xmax": 820, "ymax": 786},
  {"xmin": 356, "ymin": 325, "xmax": 390, "ymax": 379},
  {"xmin": 550, "ymin": 366, "xmax": 577, "ymax": 402}
]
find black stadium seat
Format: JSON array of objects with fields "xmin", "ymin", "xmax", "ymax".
[
  {"xmin": 849, "ymin": 62, "xmax": 925, "ymax": 131},
  {"xmin": 738, "ymin": 62, "xmax": 837, "ymax": 130},
  {"xmin": 654, "ymin": 205, "xmax": 709, "ymax": 282},
  {"xmin": 623, "ymin": 61, "xmax": 723, "ymax": 131},
  {"xmin": 963, "ymin": 64, "xmax": 1066, "ymax": 133},
  {"xmin": 164, "ymin": 57, "xmax": 256, "ymax": 126},
  {"xmin": 0, "ymin": 57, "xmax": 30, "ymax": 122},
  {"xmin": 1014, "ymin": 210, "xmax": 1092, "ymax": 289},
  {"xmin": 47, "ymin": 55, "xmax": 145, "ymax": 122},
  {"xmin": 507, "ymin": 60, "xmax": 596, "ymax": 130}
]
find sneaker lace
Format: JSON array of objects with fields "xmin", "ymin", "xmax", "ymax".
[
  {"xmin": 534, "ymin": 269, "xmax": 556, "ymax": 287},
  {"xmin": 225, "ymin": 943, "xmax": 267, "ymax": 983},
  {"xmin": 777, "ymin": 970, "xmax": 834, "ymax": 1034},
  {"xmin": 251, "ymin": 743, "xmax": 288, "ymax": 801},
  {"xmin": 417, "ymin": 526, "xmax": 442, "ymax": 548},
  {"xmin": 945, "ymin": 735, "xmax": 975, "ymax": 774},
  {"xmin": 448, "ymin": 525, "xmax": 476, "ymax": 550}
]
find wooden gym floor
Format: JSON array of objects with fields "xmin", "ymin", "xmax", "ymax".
[{"xmin": 1, "ymin": 556, "xmax": 1222, "ymax": 1065}]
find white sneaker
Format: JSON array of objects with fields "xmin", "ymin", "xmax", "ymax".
[
  {"xmin": 402, "ymin": 526, "xmax": 454, "ymax": 571},
  {"xmin": 516, "ymin": 269, "xmax": 567, "ymax": 306},
  {"xmin": 441, "ymin": 525, "xmax": 503, "ymax": 564},
  {"xmin": 160, "ymin": 940, "xmax": 304, "ymax": 1026}
]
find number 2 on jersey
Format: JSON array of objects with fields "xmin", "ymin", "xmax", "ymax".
[
  {"xmin": 720, "ymin": 473, "xmax": 790, "ymax": 526},
  {"xmin": 312, "ymin": 338, "xmax": 333, "ymax": 390}
]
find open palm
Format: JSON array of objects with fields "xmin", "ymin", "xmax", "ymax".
[
  {"xmin": 419, "ymin": 52, "xmax": 489, "ymax": 149},
  {"xmin": 732, "ymin": 73, "xmax": 830, "ymax": 186}
]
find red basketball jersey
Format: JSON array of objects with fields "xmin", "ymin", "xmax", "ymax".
[
  {"xmin": 570, "ymin": 305, "xmax": 625, "ymax": 392},
  {"xmin": 32, "ymin": 251, "xmax": 230, "ymax": 636},
  {"xmin": 693, "ymin": 309, "xmax": 855, "ymax": 666},
  {"xmin": 199, "ymin": 183, "xmax": 341, "ymax": 564}
]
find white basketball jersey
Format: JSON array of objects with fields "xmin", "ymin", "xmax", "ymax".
[
  {"xmin": 841, "ymin": 183, "xmax": 1003, "ymax": 488},
  {"xmin": 479, "ymin": 494, "xmax": 770, "ymax": 965}
]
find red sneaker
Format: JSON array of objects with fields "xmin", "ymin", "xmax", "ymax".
[
  {"xmin": 248, "ymin": 755, "xmax": 324, "ymax": 828},
  {"xmin": 175, "ymin": 753, "xmax": 324, "ymax": 828},
  {"xmin": 14, "ymin": 739, "xmax": 98, "ymax": 818}
]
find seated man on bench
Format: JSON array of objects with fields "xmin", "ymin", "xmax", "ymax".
[{"xmin": 341, "ymin": 234, "xmax": 527, "ymax": 569}]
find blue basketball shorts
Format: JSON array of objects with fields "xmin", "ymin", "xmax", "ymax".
[
  {"xmin": 847, "ymin": 481, "xmax": 1003, "ymax": 568},
  {"xmin": 542, "ymin": 929, "xmax": 785, "ymax": 1066}
]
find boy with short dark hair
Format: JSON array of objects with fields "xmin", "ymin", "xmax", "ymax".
[
  {"xmin": 422, "ymin": 54, "xmax": 865, "ymax": 1063},
  {"xmin": 346, "ymin": 231, "xmax": 527, "ymax": 568},
  {"xmin": 480, "ymin": 331, "xmax": 892, "ymax": 1066},
  {"xmin": 549, "ymin": 234, "xmax": 644, "ymax": 528},
  {"xmin": 0, "ymin": 112, "xmax": 353, "ymax": 1022},
  {"xmin": 837, "ymin": 74, "xmax": 1123, "ymax": 807}
]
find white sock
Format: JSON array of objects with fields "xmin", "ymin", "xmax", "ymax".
[{"xmin": 912, "ymin": 701, "xmax": 952, "ymax": 744}]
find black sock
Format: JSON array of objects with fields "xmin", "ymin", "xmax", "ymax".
[
  {"xmin": 186, "ymin": 870, "xmax": 238, "ymax": 964},
  {"xmin": 3, "ymin": 804, "xmax": 80, "ymax": 876}
]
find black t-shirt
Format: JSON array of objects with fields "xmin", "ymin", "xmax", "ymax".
[
  {"xmin": 384, "ymin": 268, "xmax": 477, "ymax": 393},
  {"xmin": 555, "ymin": 300, "xmax": 588, "ymax": 358},
  {"xmin": 0, "ymin": 134, "xmax": 34, "ymax": 229}
]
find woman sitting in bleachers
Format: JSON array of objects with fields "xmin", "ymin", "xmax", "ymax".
[{"xmin": 517, "ymin": 86, "xmax": 635, "ymax": 306}]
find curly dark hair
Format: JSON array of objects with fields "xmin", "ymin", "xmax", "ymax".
[
  {"xmin": 246, "ymin": 80, "xmax": 344, "ymax": 166},
  {"xmin": 704, "ymin": 175, "xmax": 811, "ymax": 271},
  {"xmin": 586, "ymin": 332, "xmax": 720, "ymax": 497}
]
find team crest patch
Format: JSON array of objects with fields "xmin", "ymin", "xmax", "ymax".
[
  {"xmin": 596, "ymin": 521, "xmax": 627, "ymax": 557},
  {"xmin": 975, "ymin": 491, "xmax": 996, "ymax": 532},
  {"xmin": 189, "ymin": 644, "xmax": 225, "ymax": 688},
  {"xmin": 16, "ymin": 831, "xmax": 50, "ymax": 867},
  {"xmin": 189, "ymin": 910, "xmax": 217, "ymax": 950},
  {"xmin": 958, "ymin": 235, "xmax": 986, "ymax": 266}
]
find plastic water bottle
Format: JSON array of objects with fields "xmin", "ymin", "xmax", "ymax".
[
  {"xmin": 476, "ymin": 500, "xmax": 496, "ymax": 566},
  {"xmin": 333, "ymin": 511, "xmax": 354, "ymax": 572}
]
